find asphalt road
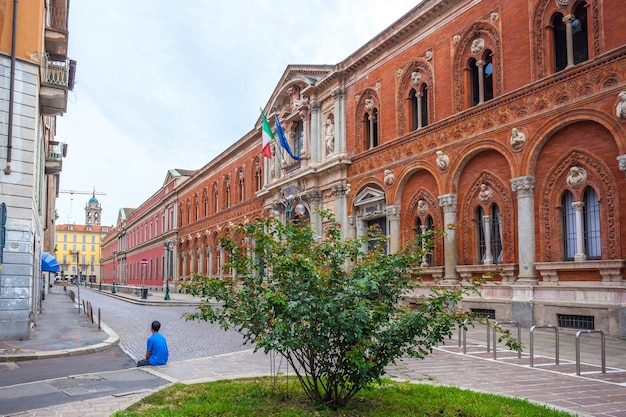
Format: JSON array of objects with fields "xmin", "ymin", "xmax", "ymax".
[{"xmin": 0, "ymin": 289, "xmax": 249, "ymax": 416}]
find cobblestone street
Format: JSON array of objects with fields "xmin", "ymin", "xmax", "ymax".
[{"xmin": 79, "ymin": 289, "xmax": 247, "ymax": 362}]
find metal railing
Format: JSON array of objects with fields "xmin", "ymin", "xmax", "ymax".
[
  {"xmin": 46, "ymin": 5, "xmax": 68, "ymax": 31},
  {"xmin": 42, "ymin": 54, "xmax": 69, "ymax": 87},
  {"xmin": 530, "ymin": 325, "xmax": 559, "ymax": 367}
]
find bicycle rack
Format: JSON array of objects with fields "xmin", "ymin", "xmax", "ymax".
[
  {"xmin": 492, "ymin": 320, "xmax": 521, "ymax": 360},
  {"xmin": 529, "ymin": 325, "xmax": 559, "ymax": 367},
  {"xmin": 575, "ymin": 329, "xmax": 606, "ymax": 376},
  {"xmin": 458, "ymin": 320, "xmax": 468, "ymax": 354}
]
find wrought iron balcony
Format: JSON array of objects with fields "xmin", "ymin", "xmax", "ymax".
[
  {"xmin": 44, "ymin": 141, "xmax": 66, "ymax": 175},
  {"xmin": 46, "ymin": 5, "xmax": 68, "ymax": 32},
  {"xmin": 40, "ymin": 54, "xmax": 76, "ymax": 115}
]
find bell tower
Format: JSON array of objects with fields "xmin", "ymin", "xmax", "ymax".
[{"xmin": 85, "ymin": 192, "xmax": 102, "ymax": 226}]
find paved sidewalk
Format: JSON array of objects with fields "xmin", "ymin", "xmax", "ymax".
[{"xmin": 3, "ymin": 286, "xmax": 626, "ymax": 416}]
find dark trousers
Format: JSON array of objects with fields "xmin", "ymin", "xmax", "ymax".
[{"xmin": 137, "ymin": 358, "xmax": 150, "ymax": 366}]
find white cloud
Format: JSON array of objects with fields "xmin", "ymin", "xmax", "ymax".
[{"xmin": 56, "ymin": 1, "xmax": 419, "ymax": 226}]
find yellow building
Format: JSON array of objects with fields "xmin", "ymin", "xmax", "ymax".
[
  {"xmin": 55, "ymin": 194, "xmax": 110, "ymax": 282},
  {"xmin": 55, "ymin": 223, "xmax": 110, "ymax": 282}
]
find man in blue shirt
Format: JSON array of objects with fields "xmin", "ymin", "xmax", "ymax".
[{"xmin": 137, "ymin": 320, "xmax": 169, "ymax": 367}]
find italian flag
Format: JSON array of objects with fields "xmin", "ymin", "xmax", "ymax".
[{"xmin": 261, "ymin": 110, "xmax": 273, "ymax": 158}]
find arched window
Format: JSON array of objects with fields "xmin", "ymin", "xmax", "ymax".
[
  {"xmin": 363, "ymin": 108, "xmax": 379, "ymax": 149},
  {"xmin": 469, "ymin": 50, "xmax": 494, "ymax": 106},
  {"xmin": 552, "ymin": 2, "xmax": 588, "ymax": 73},
  {"xmin": 583, "ymin": 187, "xmax": 601, "ymax": 259},
  {"xmin": 562, "ymin": 187, "xmax": 601, "ymax": 261},
  {"xmin": 476, "ymin": 204, "xmax": 502, "ymax": 264},
  {"xmin": 409, "ymin": 84, "xmax": 429, "ymax": 130},
  {"xmin": 255, "ymin": 167, "xmax": 262, "ymax": 192}
]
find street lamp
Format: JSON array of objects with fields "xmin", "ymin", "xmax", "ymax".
[
  {"xmin": 164, "ymin": 240, "xmax": 172, "ymax": 300},
  {"xmin": 112, "ymin": 250, "xmax": 117, "ymax": 294},
  {"xmin": 273, "ymin": 194, "xmax": 306, "ymax": 221}
]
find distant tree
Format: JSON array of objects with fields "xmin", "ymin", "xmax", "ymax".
[{"xmin": 183, "ymin": 211, "xmax": 519, "ymax": 409}]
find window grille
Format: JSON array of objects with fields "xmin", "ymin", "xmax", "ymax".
[
  {"xmin": 557, "ymin": 314, "xmax": 594, "ymax": 329},
  {"xmin": 471, "ymin": 308, "xmax": 495, "ymax": 320}
]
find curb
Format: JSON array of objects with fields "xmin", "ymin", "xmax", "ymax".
[{"xmin": 0, "ymin": 321, "xmax": 120, "ymax": 363}]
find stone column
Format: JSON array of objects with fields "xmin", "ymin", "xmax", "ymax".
[
  {"xmin": 310, "ymin": 100, "xmax": 321, "ymax": 163},
  {"xmin": 416, "ymin": 91, "xmax": 423, "ymax": 129},
  {"xmin": 197, "ymin": 247, "xmax": 203, "ymax": 275},
  {"xmin": 438, "ymin": 194, "xmax": 459, "ymax": 284},
  {"xmin": 386, "ymin": 205, "xmax": 401, "ymax": 253},
  {"xmin": 181, "ymin": 251, "xmax": 188, "ymax": 278},
  {"xmin": 218, "ymin": 246, "xmax": 225, "ymax": 279},
  {"xmin": 563, "ymin": 14, "xmax": 575, "ymax": 68},
  {"xmin": 476, "ymin": 60, "xmax": 485, "ymax": 104},
  {"xmin": 333, "ymin": 88, "xmax": 346, "ymax": 154},
  {"xmin": 482, "ymin": 214, "xmax": 493, "ymax": 265},
  {"xmin": 307, "ymin": 190, "xmax": 324, "ymax": 237},
  {"xmin": 573, "ymin": 201, "xmax": 587, "ymax": 261},
  {"xmin": 333, "ymin": 183, "xmax": 350, "ymax": 239},
  {"xmin": 511, "ymin": 176, "xmax": 537, "ymax": 284},
  {"xmin": 207, "ymin": 246, "xmax": 213, "ymax": 276}
]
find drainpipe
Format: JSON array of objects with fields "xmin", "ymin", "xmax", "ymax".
[{"xmin": 5, "ymin": 0, "xmax": 18, "ymax": 175}]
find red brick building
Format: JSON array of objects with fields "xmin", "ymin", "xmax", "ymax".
[{"xmin": 107, "ymin": 0, "xmax": 626, "ymax": 336}]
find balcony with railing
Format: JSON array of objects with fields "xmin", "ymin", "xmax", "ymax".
[
  {"xmin": 44, "ymin": 3, "xmax": 69, "ymax": 55},
  {"xmin": 40, "ymin": 53, "xmax": 76, "ymax": 115},
  {"xmin": 45, "ymin": 141, "xmax": 66, "ymax": 175}
]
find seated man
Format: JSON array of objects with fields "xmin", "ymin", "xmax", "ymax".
[{"xmin": 137, "ymin": 320, "xmax": 169, "ymax": 367}]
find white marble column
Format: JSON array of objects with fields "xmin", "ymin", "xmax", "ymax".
[
  {"xmin": 333, "ymin": 183, "xmax": 350, "ymax": 239},
  {"xmin": 310, "ymin": 100, "xmax": 321, "ymax": 163},
  {"xmin": 482, "ymin": 214, "xmax": 493, "ymax": 265},
  {"xmin": 573, "ymin": 201, "xmax": 587, "ymax": 261},
  {"xmin": 307, "ymin": 190, "xmax": 323, "ymax": 237},
  {"xmin": 511, "ymin": 176, "xmax": 537, "ymax": 284},
  {"xmin": 333, "ymin": 88, "xmax": 346, "ymax": 154},
  {"xmin": 386, "ymin": 205, "xmax": 401, "ymax": 253},
  {"xmin": 438, "ymin": 194, "xmax": 459, "ymax": 284},
  {"xmin": 207, "ymin": 246, "xmax": 214, "ymax": 276},
  {"xmin": 182, "ymin": 251, "xmax": 188, "ymax": 277}
]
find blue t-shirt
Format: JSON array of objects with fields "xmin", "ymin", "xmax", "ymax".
[{"xmin": 147, "ymin": 332, "xmax": 169, "ymax": 366}]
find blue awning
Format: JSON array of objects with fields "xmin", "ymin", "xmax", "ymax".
[{"xmin": 41, "ymin": 252, "xmax": 60, "ymax": 272}]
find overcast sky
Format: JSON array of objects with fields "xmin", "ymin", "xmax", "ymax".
[{"xmin": 55, "ymin": 1, "xmax": 419, "ymax": 226}]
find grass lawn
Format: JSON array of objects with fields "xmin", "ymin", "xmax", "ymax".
[{"xmin": 112, "ymin": 377, "xmax": 575, "ymax": 416}]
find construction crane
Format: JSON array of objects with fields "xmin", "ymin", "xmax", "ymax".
[{"xmin": 59, "ymin": 188, "xmax": 107, "ymax": 223}]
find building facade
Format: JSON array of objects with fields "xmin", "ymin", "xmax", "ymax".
[
  {"xmin": 100, "ymin": 169, "xmax": 192, "ymax": 294},
  {"xmin": 0, "ymin": 0, "xmax": 75, "ymax": 339},
  {"xmin": 108, "ymin": 0, "xmax": 626, "ymax": 336}
]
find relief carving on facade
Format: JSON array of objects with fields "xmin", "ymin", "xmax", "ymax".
[
  {"xmin": 510, "ymin": 128, "xmax": 526, "ymax": 150},
  {"xmin": 436, "ymin": 150, "xmax": 449, "ymax": 171},
  {"xmin": 384, "ymin": 169, "xmax": 395, "ymax": 186},
  {"xmin": 616, "ymin": 91, "xmax": 626, "ymax": 119},
  {"xmin": 566, "ymin": 166, "xmax": 587, "ymax": 188}
]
